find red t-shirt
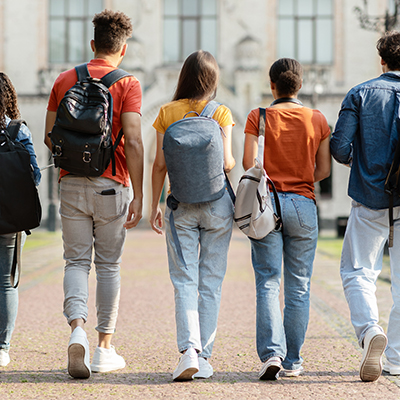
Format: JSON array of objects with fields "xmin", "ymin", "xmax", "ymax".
[
  {"xmin": 245, "ymin": 107, "xmax": 330, "ymax": 200},
  {"xmin": 47, "ymin": 58, "xmax": 142, "ymax": 186}
]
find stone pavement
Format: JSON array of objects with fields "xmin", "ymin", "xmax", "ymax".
[{"xmin": 1, "ymin": 228, "xmax": 400, "ymax": 400}]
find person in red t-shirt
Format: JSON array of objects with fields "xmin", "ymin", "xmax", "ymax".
[
  {"xmin": 44, "ymin": 10, "xmax": 143, "ymax": 379},
  {"xmin": 242, "ymin": 58, "xmax": 331, "ymax": 380}
]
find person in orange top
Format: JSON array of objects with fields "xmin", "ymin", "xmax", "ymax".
[
  {"xmin": 242, "ymin": 58, "xmax": 331, "ymax": 380},
  {"xmin": 44, "ymin": 10, "xmax": 143, "ymax": 379},
  {"xmin": 47, "ymin": 58, "xmax": 142, "ymax": 187}
]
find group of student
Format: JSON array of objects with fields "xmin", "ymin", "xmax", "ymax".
[{"xmin": 1, "ymin": 9, "xmax": 400, "ymax": 384}]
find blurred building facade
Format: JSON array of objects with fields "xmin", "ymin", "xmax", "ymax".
[{"xmin": 0, "ymin": 0, "xmax": 392, "ymax": 230}]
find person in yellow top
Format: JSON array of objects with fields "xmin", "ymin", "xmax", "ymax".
[{"xmin": 150, "ymin": 50, "xmax": 235, "ymax": 381}]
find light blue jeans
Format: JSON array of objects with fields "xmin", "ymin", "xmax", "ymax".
[
  {"xmin": 341, "ymin": 201, "xmax": 400, "ymax": 364},
  {"xmin": 0, "ymin": 232, "xmax": 26, "ymax": 351},
  {"xmin": 60, "ymin": 176, "xmax": 129, "ymax": 334},
  {"xmin": 164, "ymin": 189, "xmax": 234, "ymax": 358},
  {"xmin": 250, "ymin": 192, "xmax": 318, "ymax": 370}
]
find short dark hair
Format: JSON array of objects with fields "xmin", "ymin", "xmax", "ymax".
[
  {"xmin": 377, "ymin": 31, "xmax": 400, "ymax": 71},
  {"xmin": 269, "ymin": 58, "xmax": 303, "ymax": 97},
  {"xmin": 0, "ymin": 72, "xmax": 20, "ymax": 130},
  {"xmin": 173, "ymin": 50, "xmax": 219, "ymax": 101},
  {"xmin": 92, "ymin": 9, "xmax": 133, "ymax": 55}
]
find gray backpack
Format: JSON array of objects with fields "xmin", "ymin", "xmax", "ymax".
[
  {"xmin": 163, "ymin": 100, "xmax": 225, "ymax": 203},
  {"xmin": 163, "ymin": 101, "xmax": 235, "ymax": 268}
]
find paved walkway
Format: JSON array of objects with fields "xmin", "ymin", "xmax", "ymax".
[{"xmin": 1, "ymin": 228, "xmax": 399, "ymax": 399}]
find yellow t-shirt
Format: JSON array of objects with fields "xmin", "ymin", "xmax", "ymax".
[{"xmin": 153, "ymin": 99, "xmax": 234, "ymax": 133}]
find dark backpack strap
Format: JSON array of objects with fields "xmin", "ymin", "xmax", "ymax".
[
  {"xmin": 10, "ymin": 232, "xmax": 22, "ymax": 289},
  {"xmin": 110, "ymin": 129, "xmax": 125, "ymax": 176},
  {"xmin": 166, "ymin": 195, "xmax": 187, "ymax": 269},
  {"xmin": 225, "ymin": 172, "xmax": 236, "ymax": 204},
  {"xmin": 388, "ymin": 193, "xmax": 394, "ymax": 247},
  {"xmin": 267, "ymin": 177, "xmax": 283, "ymax": 231},
  {"xmin": 6, "ymin": 119, "xmax": 25, "ymax": 141},
  {"xmin": 101, "ymin": 68, "xmax": 131, "ymax": 88},
  {"xmin": 95, "ymin": 69, "xmax": 130, "ymax": 176},
  {"xmin": 101, "ymin": 69, "xmax": 131, "ymax": 176},
  {"xmin": 200, "ymin": 101, "xmax": 221, "ymax": 118},
  {"xmin": 385, "ymin": 117, "xmax": 400, "ymax": 247},
  {"xmin": 75, "ymin": 63, "xmax": 90, "ymax": 81}
]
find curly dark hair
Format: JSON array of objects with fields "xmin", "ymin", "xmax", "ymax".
[
  {"xmin": 269, "ymin": 58, "xmax": 303, "ymax": 97},
  {"xmin": 377, "ymin": 31, "xmax": 400, "ymax": 71},
  {"xmin": 173, "ymin": 50, "xmax": 219, "ymax": 101},
  {"xmin": 0, "ymin": 72, "xmax": 20, "ymax": 130},
  {"xmin": 93, "ymin": 9, "xmax": 133, "ymax": 55}
]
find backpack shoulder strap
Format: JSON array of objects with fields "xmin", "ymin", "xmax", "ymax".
[
  {"xmin": 258, "ymin": 108, "xmax": 266, "ymax": 137},
  {"xmin": 384, "ymin": 118, "xmax": 400, "ymax": 247},
  {"xmin": 101, "ymin": 68, "xmax": 131, "ymax": 88},
  {"xmin": 200, "ymin": 101, "xmax": 221, "ymax": 118},
  {"xmin": 75, "ymin": 63, "xmax": 90, "ymax": 81},
  {"xmin": 256, "ymin": 108, "xmax": 266, "ymax": 162},
  {"xmin": 6, "ymin": 119, "xmax": 26, "ymax": 141}
]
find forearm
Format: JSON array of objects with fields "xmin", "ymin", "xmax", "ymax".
[
  {"xmin": 330, "ymin": 95, "xmax": 358, "ymax": 164},
  {"xmin": 44, "ymin": 111, "xmax": 56, "ymax": 150},
  {"xmin": 151, "ymin": 162, "xmax": 167, "ymax": 208},
  {"xmin": 314, "ymin": 137, "xmax": 331, "ymax": 183},
  {"xmin": 330, "ymin": 136, "xmax": 353, "ymax": 165},
  {"xmin": 125, "ymin": 138, "xmax": 144, "ymax": 201},
  {"xmin": 221, "ymin": 125, "xmax": 235, "ymax": 173},
  {"xmin": 243, "ymin": 133, "xmax": 258, "ymax": 170},
  {"xmin": 224, "ymin": 158, "xmax": 236, "ymax": 173},
  {"xmin": 314, "ymin": 168, "xmax": 330, "ymax": 183}
]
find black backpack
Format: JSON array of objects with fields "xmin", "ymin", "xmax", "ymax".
[
  {"xmin": 50, "ymin": 63, "xmax": 130, "ymax": 177},
  {"xmin": 0, "ymin": 119, "xmax": 42, "ymax": 235},
  {"xmin": 384, "ymin": 121, "xmax": 400, "ymax": 247}
]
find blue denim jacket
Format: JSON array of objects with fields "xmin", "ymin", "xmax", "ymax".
[
  {"xmin": 330, "ymin": 72, "xmax": 400, "ymax": 210},
  {"xmin": 5, "ymin": 116, "xmax": 41, "ymax": 186}
]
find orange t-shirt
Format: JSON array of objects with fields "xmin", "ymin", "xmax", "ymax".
[
  {"xmin": 244, "ymin": 107, "xmax": 330, "ymax": 201},
  {"xmin": 47, "ymin": 58, "xmax": 142, "ymax": 186}
]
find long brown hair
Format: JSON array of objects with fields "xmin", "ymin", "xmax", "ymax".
[
  {"xmin": 0, "ymin": 72, "xmax": 20, "ymax": 130},
  {"xmin": 173, "ymin": 50, "xmax": 219, "ymax": 101}
]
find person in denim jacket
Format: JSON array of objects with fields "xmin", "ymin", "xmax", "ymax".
[
  {"xmin": 330, "ymin": 31, "xmax": 400, "ymax": 382},
  {"xmin": 0, "ymin": 72, "xmax": 41, "ymax": 367}
]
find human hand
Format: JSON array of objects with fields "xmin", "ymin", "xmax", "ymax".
[
  {"xmin": 150, "ymin": 206, "xmax": 163, "ymax": 235},
  {"xmin": 123, "ymin": 198, "xmax": 143, "ymax": 229}
]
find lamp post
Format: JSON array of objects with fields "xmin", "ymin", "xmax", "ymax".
[{"xmin": 354, "ymin": 0, "xmax": 400, "ymax": 33}]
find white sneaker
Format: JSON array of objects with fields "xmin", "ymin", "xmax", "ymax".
[
  {"xmin": 258, "ymin": 356, "xmax": 282, "ymax": 380},
  {"xmin": 67, "ymin": 327, "xmax": 91, "ymax": 379},
  {"xmin": 383, "ymin": 360, "xmax": 400, "ymax": 375},
  {"xmin": 0, "ymin": 349, "xmax": 10, "ymax": 367},
  {"xmin": 172, "ymin": 348, "xmax": 199, "ymax": 381},
  {"xmin": 90, "ymin": 345, "xmax": 126, "ymax": 373},
  {"xmin": 280, "ymin": 366, "xmax": 304, "ymax": 377},
  {"xmin": 193, "ymin": 357, "xmax": 213, "ymax": 379},
  {"xmin": 360, "ymin": 326, "xmax": 387, "ymax": 382}
]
